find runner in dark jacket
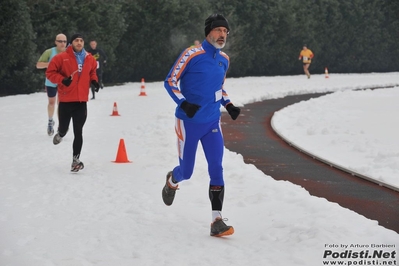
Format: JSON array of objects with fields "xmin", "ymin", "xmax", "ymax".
[{"xmin": 87, "ymin": 40, "xmax": 107, "ymax": 99}]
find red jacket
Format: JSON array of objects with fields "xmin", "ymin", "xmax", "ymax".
[{"xmin": 46, "ymin": 45, "xmax": 98, "ymax": 102}]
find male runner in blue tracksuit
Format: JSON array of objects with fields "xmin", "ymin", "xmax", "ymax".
[{"xmin": 162, "ymin": 14, "xmax": 241, "ymax": 237}]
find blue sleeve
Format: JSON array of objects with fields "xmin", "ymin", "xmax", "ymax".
[
  {"xmin": 221, "ymin": 75, "xmax": 231, "ymax": 107},
  {"xmin": 164, "ymin": 49, "xmax": 191, "ymax": 106}
]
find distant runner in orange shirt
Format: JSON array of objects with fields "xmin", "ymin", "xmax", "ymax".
[{"xmin": 298, "ymin": 45, "xmax": 314, "ymax": 79}]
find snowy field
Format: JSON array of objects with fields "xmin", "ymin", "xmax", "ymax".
[{"xmin": 0, "ymin": 72, "xmax": 398, "ymax": 266}]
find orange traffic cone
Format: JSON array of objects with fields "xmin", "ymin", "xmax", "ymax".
[
  {"xmin": 112, "ymin": 139, "xmax": 132, "ymax": 163},
  {"xmin": 110, "ymin": 102, "xmax": 120, "ymax": 116},
  {"xmin": 325, "ymin": 67, "xmax": 329, "ymax": 78},
  {"xmin": 139, "ymin": 78, "xmax": 147, "ymax": 96}
]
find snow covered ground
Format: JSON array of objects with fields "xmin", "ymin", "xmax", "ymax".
[{"xmin": 0, "ymin": 72, "xmax": 398, "ymax": 266}]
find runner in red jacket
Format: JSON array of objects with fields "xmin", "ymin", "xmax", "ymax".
[
  {"xmin": 46, "ymin": 33, "xmax": 99, "ymax": 172},
  {"xmin": 47, "ymin": 42, "xmax": 98, "ymax": 102}
]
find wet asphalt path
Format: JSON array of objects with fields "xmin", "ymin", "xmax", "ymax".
[{"xmin": 221, "ymin": 93, "xmax": 399, "ymax": 233}]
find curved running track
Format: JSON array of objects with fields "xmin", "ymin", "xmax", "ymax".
[{"xmin": 221, "ymin": 93, "xmax": 399, "ymax": 233}]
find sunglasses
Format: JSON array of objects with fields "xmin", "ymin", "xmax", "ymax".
[{"xmin": 56, "ymin": 40, "xmax": 67, "ymax": 43}]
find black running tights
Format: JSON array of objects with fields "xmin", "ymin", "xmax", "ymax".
[{"xmin": 58, "ymin": 102, "xmax": 87, "ymax": 157}]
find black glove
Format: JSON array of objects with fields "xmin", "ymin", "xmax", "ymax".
[
  {"xmin": 91, "ymin": 80, "xmax": 100, "ymax": 92},
  {"xmin": 226, "ymin": 103, "xmax": 240, "ymax": 120},
  {"xmin": 180, "ymin": 100, "xmax": 201, "ymax": 118},
  {"xmin": 62, "ymin": 76, "xmax": 72, "ymax": 87}
]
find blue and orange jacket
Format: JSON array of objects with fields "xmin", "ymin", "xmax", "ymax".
[{"xmin": 164, "ymin": 40, "xmax": 232, "ymax": 123}]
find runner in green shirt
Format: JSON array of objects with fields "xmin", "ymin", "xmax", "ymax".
[{"xmin": 36, "ymin": 33, "xmax": 67, "ymax": 136}]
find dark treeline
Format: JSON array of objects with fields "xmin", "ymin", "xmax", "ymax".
[{"xmin": 1, "ymin": 0, "xmax": 398, "ymax": 95}]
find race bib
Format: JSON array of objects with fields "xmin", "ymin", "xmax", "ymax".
[
  {"xmin": 303, "ymin": 56, "xmax": 308, "ymax": 62},
  {"xmin": 215, "ymin": 89, "xmax": 222, "ymax": 102}
]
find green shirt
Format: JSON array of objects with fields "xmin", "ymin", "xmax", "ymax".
[
  {"xmin": 38, "ymin": 47, "xmax": 60, "ymax": 87},
  {"xmin": 38, "ymin": 48, "xmax": 54, "ymax": 62}
]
